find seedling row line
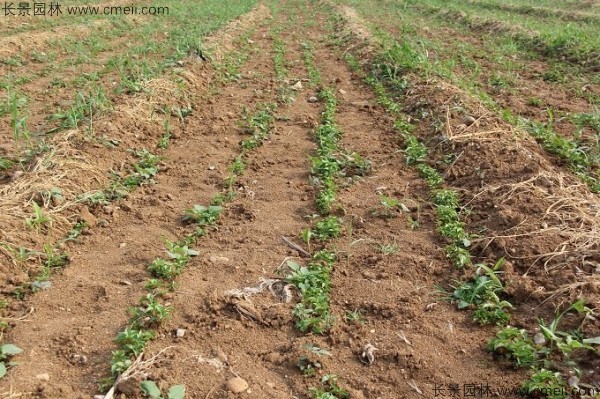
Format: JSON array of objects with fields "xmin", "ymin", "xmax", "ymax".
[
  {"xmin": 336, "ymin": 15, "xmax": 600, "ymax": 394},
  {"xmin": 105, "ymin": 93, "xmax": 278, "ymax": 394}
]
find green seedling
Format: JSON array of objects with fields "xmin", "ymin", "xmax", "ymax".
[
  {"xmin": 521, "ymin": 370, "xmax": 566, "ymax": 399},
  {"xmin": 157, "ymin": 120, "xmax": 171, "ymax": 149},
  {"xmin": 373, "ymin": 194, "xmax": 409, "ymax": 218},
  {"xmin": 130, "ymin": 293, "xmax": 171, "ymax": 328},
  {"xmin": 25, "ymin": 202, "xmax": 52, "ymax": 231},
  {"xmin": 404, "ymin": 135, "xmax": 428, "ymax": 164},
  {"xmin": 141, "ymin": 381, "xmax": 186, "ymax": 399},
  {"xmin": 452, "ymin": 260, "xmax": 512, "ymax": 325},
  {"xmin": 43, "ymin": 243, "xmax": 68, "ymax": 269},
  {"xmin": 538, "ymin": 299, "xmax": 598, "ymax": 357},
  {"xmin": 316, "ymin": 184, "xmax": 336, "ymax": 215},
  {"xmin": 312, "ymin": 217, "xmax": 341, "ymax": 241},
  {"xmin": 380, "ymin": 242, "xmax": 399, "ymax": 255},
  {"xmin": 344, "ymin": 310, "xmax": 365, "ymax": 324},
  {"xmin": 182, "ymin": 205, "xmax": 222, "ymax": 225},
  {"xmin": 115, "ymin": 328, "xmax": 156, "ymax": 357},
  {"xmin": 64, "ymin": 221, "xmax": 87, "ymax": 242},
  {"xmin": 287, "ymin": 251, "xmax": 336, "ymax": 334},
  {"xmin": 310, "ymin": 374, "xmax": 349, "ymax": 399},
  {"xmin": 0, "ymin": 157, "xmax": 13, "ymax": 171},
  {"xmin": 0, "ymin": 344, "xmax": 23, "ymax": 379},
  {"xmin": 487, "ymin": 327, "xmax": 542, "ymax": 368},
  {"xmin": 297, "ymin": 344, "xmax": 331, "ymax": 376}
]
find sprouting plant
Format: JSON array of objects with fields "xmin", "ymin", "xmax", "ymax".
[
  {"xmin": 310, "ymin": 374, "xmax": 349, "ymax": 399},
  {"xmin": 140, "ymin": 381, "xmax": 186, "ymax": 399},
  {"xmin": 416, "ymin": 163, "xmax": 443, "ymax": 188},
  {"xmin": 130, "ymin": 294, "xmax": 171, "ymax": 328},
  {"xmin": 0, "ymin": 157, "xmax": 13, "ymax": 171},
  {"xmin": 344, "ymin": 310, "xmax": 365, "ymax": 324},
  {"xmin": 487, "ymin": 327, "xmax": 542, "ymax": 368},
  {"xmin": 43, "ymin": 243, "xmax": 68, "ymax": 269},
  {"xmin": 521, "ymin": 370, "xmax": 566, "ymax": 399},
  {"xmin": 182, "ymin": 205, "xmax": 222, "ymax": 225},
  {"xmin": 25, "ymin": 202, "xmax": 52, "ymax": 231},
  {"xmin": 297, "ymin": 344, "xmax": 332, "ymax": 376},
  {"xmin": 538, "ymin": 299, "xmax": 598, "ymax": 357},
  {"xmin": 0, "ymin": 343, "xmax": 23, "ymax": 379},
  {"xmin": 230, "ymin": 155, "xmax": 245, "ymax": 175},
  {"xmin": 404, "ymin": 135, "xmax": 427, "ymax": 164},
  {"xmin": 286, "ymin": 256, "xmax": 334, "ymax": 334},
  {"xmin": 114, "ymin": 328, "xmax": 156, "ymax": 357},
  {"xmin": 64, "ymin": 221, "xmax": 87, "ymax": 242},
  {"xmin": 312, "ymin": 217, "xmax": 341, "ymax": 241},
  {"xmin": 452, "ymin": 260, "xmax": 512, "ymax": 325},
  {"xmin": 157, "ymin": 119, "xmax": 171, "ymax": 149},
  {"xmin": 373, "ymin": 194, "xmax": 409, "ymax": 218},
  {"xmin": 380, "ymin": 242, "xmax": 399, "ymax": 255},
  {"xmin": 8, "ymin": 89, "xmax": 30, "ymax": 154}
]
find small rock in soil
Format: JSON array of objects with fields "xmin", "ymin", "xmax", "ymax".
[
  {"xmin": 308, "ymin": 96, "xmax": 318, "ymax": 103},
  {"xmin": 291, "ymin": 81, "xmax": 303, "ymax": 91},
  {"xmin": 209, "ymin": 255, "xmax": 229, "ymax": 263},
  {"xmin": 226, "ymin": 377, "xmax": 249, "ymax": 393},
  {"xmin": 36, "ymin": 373, "xmax": 50, "ymax": 381},
  {"xmin": 117, "ymin": 376, "xmax": 140, "ymax": 396},
  {"xmin": 462, "ymin": 115, "xmax": 476, "ymax": 126},
  {"xmin": 347, "ymin": 388, "xmax": 366, "ymax": 399},
  {"xmin": 175, "ymin": 328, "xmax": 186, "ymax": 338}
]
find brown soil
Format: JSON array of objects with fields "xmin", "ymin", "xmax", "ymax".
[{"xmin": 1, "ymin": 1, "xmax": 599, "ymax": 399}]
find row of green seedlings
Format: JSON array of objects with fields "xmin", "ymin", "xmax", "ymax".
[
  {"xmin": 366, "ymin": 28, "xmax": 600, "ymax": 194},
  {"xmin": 414, "ymin": 3, "xmax": 598, "ymax": 70},
  {"xmin": 271, "ymin": 31, "xmax": 296, "ymax": 104},
  {"xmin": 1, "ymin": 0, "xmax": 239, "ymax": 171},
  {"xmin": 302, "ymin": 41, "xmax": 322, "ymax": 87},
  {"xmin": 340, "ymin": 36, "xmax": 600, "ymax": 396},
  {"xmin": 0, "ymin": 124, "xmax": 175, "ymax": 381},
  {"xmin": 285, "ymin": 88, "xmax": 357, "ymax": 399},
  {"xmin": 105, "ymin": 103, "xmax": 277, "ymax": 394}
]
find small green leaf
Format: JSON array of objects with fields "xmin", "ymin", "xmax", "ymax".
[
  {"xmin": 583, "ymin": 336, "xmax": 600, "ymax": 345},
  {"xmin": 168, "ymin": 384, "xmax": 186, "ymax": 399},
  {"xmin": 0, "ymin": 363, "xmax": 6, "ymax": 378},
  {"xmin": 1, "ymin": 344, "xmax": 23, "ymax": 355},
  {"xmin": 141, "ymin": 380, "xmax": 162, "ymax": 399}
]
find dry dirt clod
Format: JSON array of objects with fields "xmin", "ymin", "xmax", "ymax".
[
  {"xmin": 210, "ymin": 255, "xmax": 229, "ymax": 263},
  {"xmin": 78, "ymin": 205, "xmax": 97, "ymax": 227},
  {"xmin": 116, "ymin": 376, "xmax": 140, "ymax": 396},
  {"xmin": 226, "ymin": 376, "xmax": 249, "ymax": 393},
  {"xmin": 10, "ymin": 170, "xmax": 24, "ymax": 182},
  {"xmin": 35, "ymin": 373, "xmax": 50, "ymax": 381}
]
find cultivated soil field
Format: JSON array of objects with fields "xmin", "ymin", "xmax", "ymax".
[{"xmin": 0, "ymin": 0, "xmax": 599, "ymax": 398}]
